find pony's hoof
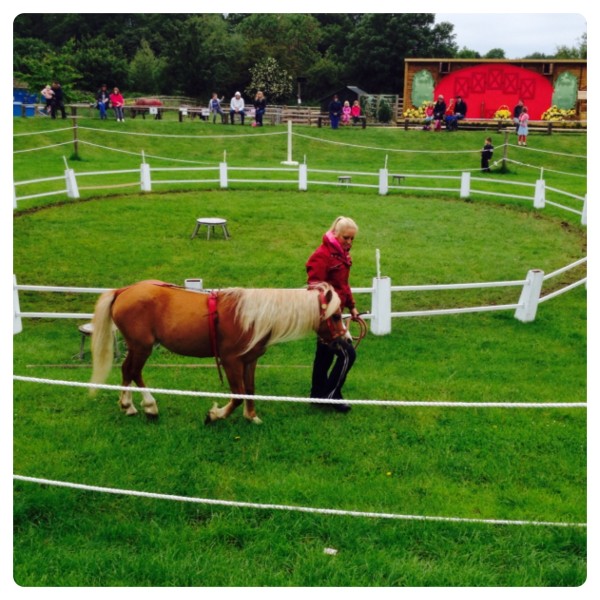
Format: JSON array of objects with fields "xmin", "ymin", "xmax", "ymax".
[{"xmin": 246, "ymin": 415, "xmax": 263, "ymax": 425}]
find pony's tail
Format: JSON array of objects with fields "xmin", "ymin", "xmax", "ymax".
[{"xmin": 90, "ymin": 290, "xmax": 117, "ymax": 396}]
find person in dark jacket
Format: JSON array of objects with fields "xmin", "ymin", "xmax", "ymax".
[
  {"xmin": 96, "ymin": 84, "xmax": 110, "ymax": 120},
  {"xmin": 513, "ymin": 99, "xmax": 524, "ymax": 133},
  {"xmin": 306, "ymin": 216, "xmax": 360, "ymax": 412},
  {"xmin": 50, "ymin": 81, "xmax": 66, "ymax": 119},
  {"xmin": 329, "ymin": 95, "xmax": 343, "ymax": 129},
  {"xmin": 253, "ymin": 90, "xmax": 267, "ymax": 126},
  {"xmin": 433, "ymin": 95, "xmax": 446, "ymax": 131},
  {"xmin": 481, "ymin": 137, "xmax": 494, "ymax": 172},
  {"xmin": 452, "ymin": 96, "xmax": 468, "ymax": 130}
]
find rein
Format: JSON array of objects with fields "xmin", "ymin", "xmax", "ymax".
[
  {"xmin": 207, "ymin": 291, "xmax": 224, "ymax": 384},
  {"xmin": 347, "ymin": 315, "xmax": 368, "ymax": 349}
]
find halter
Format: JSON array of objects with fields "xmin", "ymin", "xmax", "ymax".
[
  {"xmin": 312, "ymin": 285, "xmax": 348, "ymax": 344},
  {"xmin": 207, "ymin": 291, "xmax": 224, "ymax": 383}
]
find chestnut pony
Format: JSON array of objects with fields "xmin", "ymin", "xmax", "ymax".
[{"xmin": 90, "ymin": 280, "xmax": 346, "ymax": 424}]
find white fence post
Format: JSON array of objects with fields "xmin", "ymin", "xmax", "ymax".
[
  {"xmin": 460, "ymin": 172, "xmax": 471, "ymax": 199},
  {"xmin": 514, "ymin": 269, "xmax": 545, "ymax": 322},
  {"xmin": 370, "ymin": 276, "xmax": 392, "ymax": 335},
  {"xmin": 219, "ymin": 162, "xmax": 228, "ymax": 189},
  {"xmin": 140, "ymin": 163, "xmax": 152, "ymax": 192},
  {"xmin": 582, "ymin": 195, "xmax": 587, "ymax": 226},
  {"xmin": 281, "ymin": 120, "xmax": 299, "ymax": 166},
  {"xmin": 298, "ymin": 163, "xmax": 308, "ymax": 191},
  {"xmin": 13, "ymin": 185, "xmax": 17, "ymax": 209},
  {"xmin": 534, "ymin": 178, "xmax": 546, "ymax": 209},
  {"xmin": 13, "ymin": 275, "xmax": 22, "ymax": 334},
  {"xmin": 65, "ymin": 168, "xmax": 79, "ymax": 199},
  {"xmin": 378, "ymin": 168, "xmax": 388, "ymax": 195}
]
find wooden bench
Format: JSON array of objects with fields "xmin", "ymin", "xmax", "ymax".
[
  {"xmin": 318, "ymin": 114, "xmax": 367, "ymax": 128},
  {"xmin": 129, "ymin": 105, "xmax": 163, "ymax": 120}
]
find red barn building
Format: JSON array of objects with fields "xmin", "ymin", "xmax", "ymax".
[{"xmin": 403, "ymin": 58, "xmax": 587, "ymax": 120}]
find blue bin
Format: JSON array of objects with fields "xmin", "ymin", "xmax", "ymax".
[
  {"xmin": 13, "ymin": 102, "xmax": 22, "ymax": 116},
  {"xmin": 24, "ymin": 104, "xmax": 35, "ymax": 117}
]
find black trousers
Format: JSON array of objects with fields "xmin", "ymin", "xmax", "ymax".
[{"xmin": 310, "ymin": 339, "xmax": 356, "ymax": 400}]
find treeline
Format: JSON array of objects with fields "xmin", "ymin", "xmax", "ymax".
[
  {"xmin": 13, "ymin": 13, "xmax": 458, "ymax": 103},
  {"xmin": 13, "ymin": 14, "xmax": 585, "ymax": 104}
]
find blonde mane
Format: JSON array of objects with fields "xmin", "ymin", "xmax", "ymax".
[{"xmin": 221, "ymin": 283, "xmax": 341, "ymax": 354}]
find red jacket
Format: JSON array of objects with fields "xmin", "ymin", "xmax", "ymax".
[{"xmin": 306, "ymin": 233, "xmax": 355, "ymax": 310}]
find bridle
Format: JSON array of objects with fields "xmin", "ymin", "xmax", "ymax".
[{"xmin": 315, "ymin": 287, "xmax": 348, "ymax": 344}]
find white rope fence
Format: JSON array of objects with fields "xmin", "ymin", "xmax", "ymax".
[
  {"xmin": 12, "ymin": 376, "xmax": 587, "ymax": 409},
  {"xmin": 12, "ymin": 474, "xmax": 586, "ymax": 529}
]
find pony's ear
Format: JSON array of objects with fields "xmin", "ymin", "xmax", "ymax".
[{"xmin": 325, "ymin": 289, "xmax": 333, "ymax": 304}]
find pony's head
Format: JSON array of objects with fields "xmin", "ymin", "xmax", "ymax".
[{"xmin": 310, "ymin": 283, "xmax": 347, "ymax": 345}]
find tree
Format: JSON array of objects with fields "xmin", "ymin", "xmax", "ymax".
[
  {"xmin": 129, "ymin": 40, "xmax": 166, "ymax": 94},
  {"xmin": 484, "ymin": 48, "xmax": 506, "ymax": 59},
  {"xmin": 246, "ymin": 57, "xmax": 293, "ymax": 103},
  {"xmin": 343, "ymin": 14, "xmax": 457, "ymax": 92},
  {"xmin": 455, "ymin": 46, "xmax": 481, "ymax": 59}
]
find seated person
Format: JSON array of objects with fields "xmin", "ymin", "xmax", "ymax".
[
  {"xmin": 452, "ymin": 96, "xmax": 468, "ymax": 130},
  {"xmin": 444, "ymin": 98, "xmax": 456, "ymax": 131},
  {"xmin": 229, "ymin": 91, "xmax": 245, "ymax": 125}
]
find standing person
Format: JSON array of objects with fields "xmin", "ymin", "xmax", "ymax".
[
  {"xmin": 513, "ymin": 99, "xmax": 524, "ymax": 134},
  {"xmin": 481, "ymin": 137, "xmax": 494, "ymax": 172},
  {"xmin": 209, "ymin": 92, "xmax": 224, "ymax": 123},
  {"xmin": 39, "ymin": 84, "xmax": 53, "ymax": 115},
  {"xmin": 253, "ymin": 90, "xmax": 267, "ymax": 126},
  {"xmin": 328, "ymin": 94, "xmax": 342, "ymax": 129},
  {"xmin": 96, "ymin": 84, "xmax": 110, "ymax": 120},
  {"xmin": 433, "ymin": 95, "xmax": 446, "ymax": 131},
  {"xmin": 229, "ymin": 91, "xmax": 245, "ymax": 125},
  {"xmin": 109, "ymin": 87, "xmax": 125, "ymax": 122},
  {"xmin": 517, "ymin": 106, "xmax": 529, "ymax": 146},
  {"xmin": 351, "ymin": 100, "xmax": 362, "ymax": 125},
  {"xmin": 50, "ymin": 81, "xmax": 66, "ymax": 119},
  {"xmin": 306, "ymin": 216, "xmax": 360, "ymax": 413}
]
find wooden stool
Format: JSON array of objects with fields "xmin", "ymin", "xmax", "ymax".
[
  {"xmin": 391, "ymin": 174, "xmax": 405, "ymax": 185},
  {"xmin": 338, "ymin": 175, "xmax": 352, "ymax": 186},
  {"xmin": 191, "ymin": 217, "xmax": 230, "ymax": 240}
]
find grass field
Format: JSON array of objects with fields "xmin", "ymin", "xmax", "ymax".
[{"xmin": 12, "ymin": 117, "xmax": 587, "ymax": 587}]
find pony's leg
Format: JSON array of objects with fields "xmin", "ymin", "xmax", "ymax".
[
  {"xmin": 204, "ymin": 359, "xmax": 247, "ymax": 424},
  {"xmin": 120, "ymin": 345, "xmax": 157, "ymax": 418},
  {"xmin": 242, "ymin": 360, "xmax": 262, "ymax": 424}
]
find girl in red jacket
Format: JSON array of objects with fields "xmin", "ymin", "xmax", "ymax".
[{"xmin": 306, "ymin": 216, "xmax": 360, "ymax": 412}]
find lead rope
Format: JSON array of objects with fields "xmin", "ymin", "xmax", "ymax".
[{"xmin": 348, "ymin": 315, "xmax": 368, "ymax": 349}]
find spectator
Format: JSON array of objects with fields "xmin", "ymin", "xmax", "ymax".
[
  {"xmin": 253, "ymin": 90, "xmax": 267, "ymax": 126},
  {"xmin": 453, "ymin": 96, "xmax": 468, "ymax": 129},
  {"xmin": 433, "ymin": 95, "xmax": 446, "ymax": 131},
  {"xmin": 329, "ymin": 94, "xmax": 342, "ymax": 129},
  {"xmin": 39, "ymin": 84, "xmax": 53, "ymax": 115},
  {"xmin": 422, "ymin": 101, "xmax": 434, "ymax": 130},
  {"xmin": 481, "ymin": 137, "xmax": 494, "ymax": 172},
  {"xmin": 209, "ymin": 92, "xmax": 224, "ymax": 124},
  {"xmin": 109, "ymin": 87, "xmax": 125, "ymax": 122},
  {"xmin": 96, "ymin": 84, "xmax": 110, "ymax": 120},
  {"xmin": 444, "ymin": 98, "xmax": 456, "ymax": 131},
  {"xmin": 229, "ymin": 91, "xmax": 245, "ymax": 125},
  {"xmin": 517, "ymin": 106, "xmax": 529, "ymax": 146},
  {"xmin": 50, "ymin": 81, "xmax": 66, "ymax": 119},
  {"xmin": 351, "ymin": 100, "xmax": 362, "ymax": 125},
  {"xmin": 513, "ymin": 99, "xmax": 524, "ymax": 134},
  {"xmin": 342, "ymin": 100, "xmax": 351, "ymax": 125}
]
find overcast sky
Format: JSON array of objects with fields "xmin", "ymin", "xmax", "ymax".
[{"xmin": 435, "ymin": 13, "xmax": 587, "ymax": 59}]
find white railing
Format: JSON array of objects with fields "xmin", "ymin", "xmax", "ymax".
[
  {"xmin": 12, "ymin": 257, "xmax": 586, "ymax": 335},
  {"xmin": 13, "ymin": 160, "xmax": 587, "ymax": 225}
]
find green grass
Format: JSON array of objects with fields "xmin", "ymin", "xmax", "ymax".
[{"xmin": 12, "ymin": 117, "xmax": 587, "ymax": 587}]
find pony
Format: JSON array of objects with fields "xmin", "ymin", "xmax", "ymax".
[{"xmin": 90, "ymin": 280, "xmax": 347, "ymax": 424}]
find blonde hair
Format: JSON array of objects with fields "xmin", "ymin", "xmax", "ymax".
[{"xmin": 329, "ymin": 216, "xmax": 358, "ymax": 235}]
